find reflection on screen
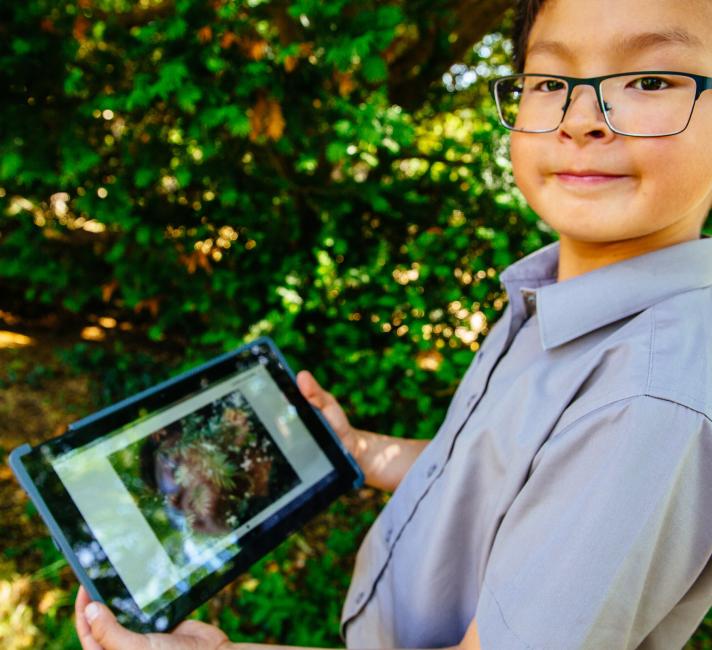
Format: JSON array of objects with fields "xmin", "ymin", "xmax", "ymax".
[{"xmin": 52, "ymin": 364, "xmax": 334, "ymax": 614}]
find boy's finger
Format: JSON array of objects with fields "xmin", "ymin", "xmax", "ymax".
[
  {"xmin": 74, "ymin": 587, "xmax": 104, "ymax": 650},
  {"xmin": 84, "ymin": 601, "xmax": 150, "ymax": 650}
]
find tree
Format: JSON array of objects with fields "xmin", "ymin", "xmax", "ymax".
[{"xmin": 0, "ymin": 0, "xmax": 544, "ymax": 439}]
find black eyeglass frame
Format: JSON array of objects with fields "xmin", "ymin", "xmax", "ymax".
[{"xmin": 488, "ymin": 71, "xmax": 712, "ymax": 137}]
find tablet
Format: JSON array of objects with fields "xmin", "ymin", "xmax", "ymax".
[{"xmin": 9, "ymin": 336, "xmax": 364, "ymax": 633}]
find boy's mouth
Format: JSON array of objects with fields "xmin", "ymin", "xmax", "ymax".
[{"xmin": 554, "ymin": 169, "xmax": 629, "ymax": 185}]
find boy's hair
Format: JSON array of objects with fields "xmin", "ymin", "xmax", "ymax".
[{"xmin": 513, "ymin": 0, "xmax": 548, "ymax": 72}]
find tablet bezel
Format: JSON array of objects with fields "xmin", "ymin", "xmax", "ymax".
[{"xmin": 9, "ymin": 336, "xmax": 364, "ymax": 632}]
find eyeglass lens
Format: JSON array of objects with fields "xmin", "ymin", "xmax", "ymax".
[{"xmin": 494, "ymin": 73, "xmax": 697, "ymax": 136}]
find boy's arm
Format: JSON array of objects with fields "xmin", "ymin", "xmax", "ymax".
[
  {"xmin": 460, "ymin": 616, "xmax": 482, "ymax": 650},
  {"xmin": 349, "ymin": 428, "xmax": 430, "ymax": 492},
  {"xmin": 296, "ymin": 370, "xmax": 430, "ymax": 492},
  {"xmin": 227, "ymin": 634, "xmax": 478, "ymax": 650},
  {"xmin": 226, "ymin": 616, "xmax": 481, "ymax": 650},
  {"xmin": 77, "ymin": 587, "xmax": 481, "ymax": 650}
]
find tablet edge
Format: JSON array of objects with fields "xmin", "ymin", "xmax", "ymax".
[{"xmin": 8, "ymin": 443, "xmax": 106, "ymax": 605}]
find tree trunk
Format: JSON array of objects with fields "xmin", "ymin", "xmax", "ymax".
[{"xmin": 388, "ymin": 0, "xmax": 514, "ymax": 110}]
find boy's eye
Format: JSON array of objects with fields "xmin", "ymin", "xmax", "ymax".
[
  {"xmin": 629, "ymin": 76, "xmax": 670, "ymax": 91},
  {"xmin": 532, "ymin": 79, "xmax": 566, "ymax": 93}
]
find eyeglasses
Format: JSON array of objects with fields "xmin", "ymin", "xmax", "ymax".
[{"xmin": 488, "ymin": 71, "xmax": 712, "ymax": 137}]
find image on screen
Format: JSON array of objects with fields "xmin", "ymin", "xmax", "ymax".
[
  {"xmin": 106, "ymin": 387, "xmax": 301, "ymax": 568},
  {"xmin": 51, "ymin": 362, "xmax": 337, "ymax": 612}
]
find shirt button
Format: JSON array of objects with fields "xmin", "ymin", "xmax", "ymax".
[
  {"xmin": 385, "ymin": 527, "xmax": 393, "ymax": 544},
  {"xmin": 466, "ymin": 393, "xmax": 480, "ymax": 407},
  {"xmin": 355, "ymin": 591, "xmax": 365, "ymax": 604},
  {"xmin": 426, "ymin": 463, "xmax": 437, "ymax": 478}
]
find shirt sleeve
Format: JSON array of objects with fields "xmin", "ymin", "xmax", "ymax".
[{"xmin": 474, "ymin": 395, "xmax": 712, "ymax": 650}]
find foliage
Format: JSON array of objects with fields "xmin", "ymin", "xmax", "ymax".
[
  {"xmin": 0, "ymin": 575, "xmax": 41, "ymax": 650},
  {"xmin": 0, "ymin": 0, "xmax": 553, "ymax": 436}
]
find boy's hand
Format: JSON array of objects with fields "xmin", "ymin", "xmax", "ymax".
[
  {"xmin": 296, "ymin": 370, "xmax": 363, "ymax": 464},
  {"xmin": 75, "ymin": 586, "xmax": 231, "ymax": 650},
  {"xmin": 296, "ymin": 369, "xmax": 430, "ymax": 492}
]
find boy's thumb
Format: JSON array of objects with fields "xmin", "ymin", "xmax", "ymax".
[
  {"xmin": 84, "ymin": 602, "xmax": 150, "ymax": 650},
  {"xmin": 296, "ymin": 370, "xmax": 329, "ymax": 409}
]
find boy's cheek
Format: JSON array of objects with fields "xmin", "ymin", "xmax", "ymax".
[
  {"xmin": 510, "ymin": 140, "xmax": 558, "ymax": 210},
  {"xmin": 509, "ymin": 135, "xmax": 540, "ymax": 187}
]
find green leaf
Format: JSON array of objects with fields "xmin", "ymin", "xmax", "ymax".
[
  {"xmin": 369, "ymin": 193, "xmax": 390, "ymax": 212},
  {"xmin": 375, "ymin": 5, "xmax": 404, "ymax": 28},
  {"xmin": 156, "ymin": 60, "xmax": 189, "ymax": 99},
  {"xmin": 177, "ymin": 84, "xmax": 203, "ymax": 113},
  {"xmin": 134, "ymin": 168, "xmax": 154, "ymax": 188},
  {"xmin": 352, "ymin": 34, "xmax": 373, "ymax": 59},
  {"xmin": 136, "ymin": 226, "xmax": 152, "ymax": 245},
  {"xmin": 64, "ymin": 67, "xmax": 85, "ymax": 95},
  {"xmin": 326, "ymin": 141, "xmax": 347, "ymax": 163},
  {"xmin": 148, "ymin": 325, "xmax": 165, "ymax": 341},
  {"xmin": 61, "ymin": 144, "xmax": 100, "ymax": 179},
  {"xmin": 362, "ymin": 55, "xmax": 387, "ymax": 83},
  {"xmin": 131, "ymin": 22, "xmax": 160, "ymax": 44},
  {"xmin": 325, "ymin": 45, "xmax": 354, "ymax": 71},
  {"xmin": 205, "ymin": 56, "xmax": 227, "ymax": 73},
  {"xmin": 227, "ymin": 110, "xmax": 251, "ymax": 137},
  {"xmin": 11, "ymin": 38, "xmax": 32, "ymax": 55},
  {"xmin": 105, "ymin": 241, "xmax": 126, "ymax": 263},
  {"xmin": 0, "ymin": 152, "xmax": 22, "ymax": 180},
  {"xmin": 126, "ymin": 73, "xmax": 155, "ymax": 109},
  {"xmin": 220, "ymin": 188, "xmax": 239, "ymax": 206},
  {"xmin": 92, "ymin": 21, "xmax": 107, "ymax": 40},
  {"xmin": 176, "ymin": 167, "xmax": 192, "ymax": 188},
  {"xmin": 165, "ymin": 18, "xmax": 188, "ymax": 40}
]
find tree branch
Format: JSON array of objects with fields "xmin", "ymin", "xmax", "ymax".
[{"xmin": 388, "ymin": 0, "xmax": 513, "ymax": 110}]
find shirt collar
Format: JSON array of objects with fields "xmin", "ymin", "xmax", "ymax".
[{"xmin": 499, "ymin": 235, "xmax": 712, "ymax": 351}]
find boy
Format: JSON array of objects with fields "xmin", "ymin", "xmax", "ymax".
[{"xmin": 75, "ymin": 0, "xmax": 712, "ymax": 648}]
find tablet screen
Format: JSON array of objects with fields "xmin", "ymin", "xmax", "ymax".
[{"xmin": 48, "ymin": 359, "xmax": 337, "ymax": 621}]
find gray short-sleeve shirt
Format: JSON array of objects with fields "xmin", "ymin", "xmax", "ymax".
[{"xmin": 340, "ymin": 236, "xmax": 712, "ymax": 650}]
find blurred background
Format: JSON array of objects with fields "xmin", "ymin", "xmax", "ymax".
[{"xmin": 1, "ymin": 1, "xmax": 710, "ymax": 648}]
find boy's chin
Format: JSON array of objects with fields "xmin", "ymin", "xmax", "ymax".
[{"xmin": 540, "ymin": 217, "xmax": 655, "ymax": 245}]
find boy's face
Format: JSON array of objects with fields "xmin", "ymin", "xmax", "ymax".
[{"xmin": 510, "ymin": 0, "xmax": 712, "ymax": 248}]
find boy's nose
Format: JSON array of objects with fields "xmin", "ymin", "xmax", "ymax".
[{"xmin": 558, "ymin": 85, "xmax": 612, "ymax": 141}]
